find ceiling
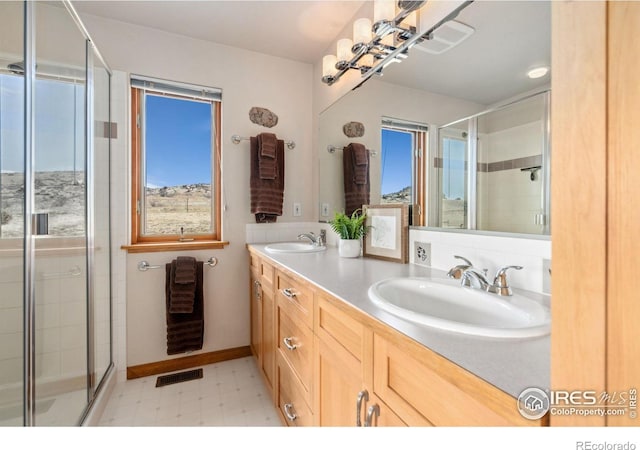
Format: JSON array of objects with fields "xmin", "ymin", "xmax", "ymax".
[
  {"xmin": 73, "ymin": 0, "xmax": 365, "ymax": 64},
  {"xmin": 73, "ymin": 1, "xmax": 551, "ymax": 105}
]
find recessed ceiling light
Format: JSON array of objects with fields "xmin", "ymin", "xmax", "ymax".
[{"xmin": 527, "ymin": 67, "xmax": 549, "ymax": 79}]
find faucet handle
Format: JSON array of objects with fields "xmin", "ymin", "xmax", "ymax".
[
  {"xmin": 491, "ymin": 265, "xmax": 523, "ymax": 296},
  {"xmin": 453, "ymin": 255, "xmax": 473, "ymax": 266}
]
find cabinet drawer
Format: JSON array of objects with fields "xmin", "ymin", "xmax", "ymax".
[
  {"xmin": 373, "ymin": 334, "xmax": 540, "ymax": 426},
  {"xmin": 277, "ymin": 303, "xmax": 313, "ymax": 399},
  {"xmin": 278, "ymin": 353, "xmax": 313, "ymax": 427},
  {"xmin": 316, "ymin": 294, "xmax": 364, "ymax": 363},
  {"xmin": 276, "ymin": 271, "xmax": 313, "ymax": 329}
]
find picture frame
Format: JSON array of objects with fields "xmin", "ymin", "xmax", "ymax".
[{"xmin": 362, "ymin": 204, "xmax": 409, "ymax": 263}]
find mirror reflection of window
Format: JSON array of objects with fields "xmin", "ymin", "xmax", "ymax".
[
  {"xmin": 439, "ymin": 132, "xmax": 468, "ymax": 229},
  {"xmin": 380, "ymin": 119, "xmax": 427, "ymax": 225}
]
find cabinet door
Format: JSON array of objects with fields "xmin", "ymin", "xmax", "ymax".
[{"xmin": 316, "ymin": 333, "xmax": 364, "ymax": 426}]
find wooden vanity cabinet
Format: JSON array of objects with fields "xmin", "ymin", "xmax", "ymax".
[{"xmin": 248, "ymin": 248, "xmax": 546, "ymax": 427}]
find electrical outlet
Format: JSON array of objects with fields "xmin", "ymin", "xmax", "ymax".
[
  {"xmin": 321, "ymin": 203, "xmax": 330, "ymax": 217},
  {"xmin": 414, "ymin": 241, "xmax": 431, "ymax": 266},
  {"xmin": 293, "ymin": 202, "xmax": 302, "ymax": 217}
]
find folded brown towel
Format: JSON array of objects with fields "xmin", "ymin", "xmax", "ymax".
[
  {"xmin": 347, "ymin": 143, "xmax": 369, "ymax": 185},
  {"xmin": 165, "ymin": 261, "xmax": 204, "ymax": 355},
  {"xmin": 258, "ymin": 133, "xmax": 278, "ymax": 179},
  {"xmin": 174, "ymin": 256, "xmax": 196, "ymax": 284},
  {"xmin": 351, "ymin": 143, "xmax": 368, "ymax": 166},
  {"xmin": 343, "ymin": 144, "xmax": 370, "ymax": 217},
  {"xmin": 169, "ymin": 260, "xmax": 196, "ymax": 313},
  {"xmin": 258, "ymin": 132, "xmax": 277, "ymax": 158},
  {"xmin": 251, "ymin": 136, "xmax": 285, "ymax": 222}
]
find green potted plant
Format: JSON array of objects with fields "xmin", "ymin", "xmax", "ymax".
[{"xmin": 328, "ymin": 209, "xmax": 369, "ymax": 258}]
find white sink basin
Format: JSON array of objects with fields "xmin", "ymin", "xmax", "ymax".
[
  {"xmin": 264, "ymin": 242, "xmax": 326, "ymax": 254},
  {"xmin": 368, "ymin": 277, "xmax": 550, "ymax": 339}
]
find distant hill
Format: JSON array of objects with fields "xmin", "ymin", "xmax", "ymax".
[{"xmin": 381, "ymin": 186, "xmax": 411, "ymax": 204}]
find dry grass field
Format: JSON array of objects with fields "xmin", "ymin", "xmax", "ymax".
[{"xmin": 144, "ymin": 183, "xmax": 212, "ymax": 235}]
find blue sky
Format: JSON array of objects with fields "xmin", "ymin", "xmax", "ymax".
[
  {"xmin": 380, "ymin": 128, "xmax": 412, "ymax": 195},
  {"xmin": 145, "ymin": 94, "xmax": 212, "ymax": 188}
]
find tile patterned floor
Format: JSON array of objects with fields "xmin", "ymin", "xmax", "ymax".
[{"xmin": 98, "ymin": 356, "xmax": 281, "ymax": 426}]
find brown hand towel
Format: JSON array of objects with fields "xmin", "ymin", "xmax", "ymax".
[
  {"xmin": 348, "ymin": 143, "xmax": 369, "ymax": 185},
  {"xmin": 174, "ymin": 256, "xmax": 196, "ymax": 284},
  {"xmin": 250, "ymin": 136, "xmax": 285, "ymax": 223},
  {"xmin": 258, "ymin": 132, "xmax": 277, "ymax": 158},
  {"xmin": 165, "ymin": 261, "xmax": 204, "ymax": 355},
  {"xmin": 343, "ymin": 144, "xmax": 370, "ymax": 217},
  {"xmin": 169, "ymin": 260, "xmax": 196, "ymax": 313},
  {"xmin": 258, "ymin": 133, "xmax": 278, "ymax": 179}
]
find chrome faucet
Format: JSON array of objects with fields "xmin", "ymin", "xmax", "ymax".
[
  {"xmin": 460, "ymin": 267, "xmax": 491, "ymax": 290},
  {"xmin": 447, "ymin": 255, "xmax": 474, "ymax": 279},
  {"xmin": 460, "ymin": 265, "xmax": 523, "ymax": 296},
  {"xmin": 298, "ymin": 231, "xmax": 324, "ymax": 247}
]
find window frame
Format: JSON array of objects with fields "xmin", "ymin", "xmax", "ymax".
[{"xmin": 130, "ymin": 85, "xmax": 222, "ymax": 245}]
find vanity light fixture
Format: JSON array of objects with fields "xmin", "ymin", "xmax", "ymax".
[
  {"xmin": 322, "ymin": 0, "xmax": 473, "ymax": 86},
  {"xmin": 527, "ymin": 66, "xmax": 549, "ymax": 79}
]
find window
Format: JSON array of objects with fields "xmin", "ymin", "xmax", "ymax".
[
  {"xmin": 438, "ymin": 131, "xmax": 468, "ymax": 229},
  {"xmin": 379, "ymin": 118, "xmax": 427, "ymax": 225},
  {"xmin": 130, "ymin": 76, "xmax": 222, "ymax": 244}
]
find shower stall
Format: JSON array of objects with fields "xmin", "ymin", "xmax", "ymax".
[{"xmin": 0, "ymin": 1, "xmax": 113, "ymax": 425}]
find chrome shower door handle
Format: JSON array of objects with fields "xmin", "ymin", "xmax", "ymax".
[{"xmin": 356, "ymin": 389, "xmax": 369, "ymax": 426}]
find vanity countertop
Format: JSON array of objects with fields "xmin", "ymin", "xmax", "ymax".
[{"xmin": 248, "ymin": 244, "xmax": 550, "ymax": 399}]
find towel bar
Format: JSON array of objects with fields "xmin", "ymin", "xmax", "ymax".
[
  {"xmin": 231, "ymin": 134, "xmax": 295, "ymax": 150},
  {"xmin": 327, "ymin": 144, "xmax": 377, "ymax": 156},
  {"xmin": 138, "ymin": 258, "xmax": 219, "ymax": 271}
]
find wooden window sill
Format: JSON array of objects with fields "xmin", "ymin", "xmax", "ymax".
[{"xmin": 121, "ymin": 241, "xmax": 229, "ymax": 254}]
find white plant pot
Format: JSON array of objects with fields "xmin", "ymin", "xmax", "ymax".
[{"xmin": 339, "ymin": 239, "xmax": 361, "ymax": 258}]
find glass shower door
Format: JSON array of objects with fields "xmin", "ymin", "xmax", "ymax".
[{"xmin": 32, "ymin": 1, "xmax": 89, "ymax": 425}]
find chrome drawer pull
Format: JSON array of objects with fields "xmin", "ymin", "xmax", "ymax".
[
  {"xmin": 254, "ymin": 280, "xmax": 261, "ymax": 300},
  {"xmin": 283, "ymin": 337, "xmax": 297, "ymax": 350},
  {"xmin": 282, "ymin": 288, "xmax": 297, "ymax": 299},
  {"xmin": 364, "ymin": 404, "xmax": 380, "ymax": 427},
  {"xmin": 356, "ymin": 389, "xmax": 369, "ymax": 427},
  {"xmin": 284, "ymin": 403, "xmax": 297, "ymax": 421}
]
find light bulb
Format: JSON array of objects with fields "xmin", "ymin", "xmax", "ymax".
[
  {"xmin": 353, "ymin": 18, "xmax": 372, "ymax": 45},
  {"xmin": 374, "ymin": 0, "xmax": 395, "ymax": 23},
  {"xmin": 337, "ymin": 38, "xmax": 353, "ymax": 62},
  {"xmin": 322, "ymin": 54, "xmax": 338, "ymax": 78}
]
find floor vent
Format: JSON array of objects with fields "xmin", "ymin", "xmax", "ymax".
[{"xmin": 156, "ymin": 368, "xmax": 203, "ymax": 387}]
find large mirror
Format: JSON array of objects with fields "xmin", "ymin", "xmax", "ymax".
[{"xmin": 318, "ymin": 0, "xmax": 551, "ymax": 236}]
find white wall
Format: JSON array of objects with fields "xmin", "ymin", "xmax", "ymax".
[{"xmin": 77, "ymin": 12, "xmax": 314, "ymax": 369}]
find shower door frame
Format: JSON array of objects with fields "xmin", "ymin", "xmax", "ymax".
[{"xmin": 19, "ymin": 0, "xmax": 114, "ymax": 426}]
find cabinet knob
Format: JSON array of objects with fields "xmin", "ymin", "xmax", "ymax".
[
  {"xmin": 284, "ymin": 403, "xmax": 297, "ymax": 421},
  {"xmin": 364, "ymin": 404, "xmax": 380, "ymax": 427},
  {"xmin": 356, "ymin": 389, "xmax": 369, "ymax": 427},
  {"xmin": 283, "ymin": 337, "xmax": 298, "ymax": 351}
]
